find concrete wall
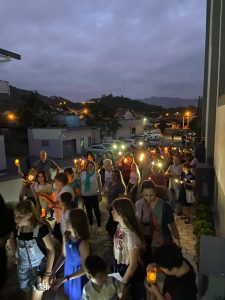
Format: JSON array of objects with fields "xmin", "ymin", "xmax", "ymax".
[
  {"xmin": 204, "ymin": 0, "xmax": 225, "ymax": 236},
  {"xmin": 0, "ymin": 177, "xmax": 23, "ymax": 203},
  {"xmin": 0, "ymin": 135, "xmax": 6, "ymax": 170},
  {"xmin": 28, "ymin": 127, "xmax": 101, "ymax": 158},
  {"xmin": 62, "ymin": 128, "xmax": 93, "ymax": 154},
  {"xmin": 116, "ymin": 119, "xmax": 144, "ymax": 139},
  {"xmin": 28, "ymin": 129, "xmax": 63, "ymax": 158}
]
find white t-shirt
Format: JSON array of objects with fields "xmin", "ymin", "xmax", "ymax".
[
  {"xmin": 82, "ymin": 276, "xmax": 122, "ymax": 300},
  {"xmin": 58, "ymin": 185, "xmax": 75, "ymax": 202},
  {"xmin": 81, "ymin": 172, "xmax": 100, "ymax": 196},
  {"xmin": 60, "ymin": 210, "xmax": 70, "ymax": 236},
  {"xmin": 104, "ymin": 171, "xmax": 112, "ymax": 192},
  {"xmin": 33, "ymin": 182, "xmax": 53, "ymax": 209},
  {"xmin": 33, "ymin": 182, "xmax": 52, "ymax": 194},
  {"xmin": 113, "ymin": 224, "xmax": 141, "ymax": 265},
  {"xmin": 166, "ymin": 164, "xmax": 182, "ymax": 190}
]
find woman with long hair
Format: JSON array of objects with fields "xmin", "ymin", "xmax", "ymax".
[
  {"xmin": 32, "ymin": 171, "xmax": 53, "ymax": 218},
  {"xmin": 51, "ymin": 209, "xmax": 90, "ymax": 300},
  {"xmin": 127, "ymin": 162, "xmax": 140, "ymax": 203},
  {"xmin": 135, "ymin": 180, "xmax": 180, "ymax": 268},
  {"xmin": 105, "ymin": 169, "xmax": 126, "ymax": 237},
  {"xmin": 112, "ymin": 198, "xmax": 146, "ymax": 300},
  {"xmin": 11, "ymin": 200, "xmax": 55, "ymax": 300},
  {"xmin": 80, "ymin": 161, "xmax": 102, "ymax": 233}
]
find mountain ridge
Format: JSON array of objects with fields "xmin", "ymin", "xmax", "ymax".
[{"xmin": 139, "ymin": 96, "xmax": 198, "ymax": 108}]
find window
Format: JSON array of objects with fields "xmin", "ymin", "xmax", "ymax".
[
  {"xmin": 41, "ymin": 140, "xmax": 49, "ymax": 147},
  {"xmin": 131, "ymin": 127, "xmax": 136, "ymax": 135}
]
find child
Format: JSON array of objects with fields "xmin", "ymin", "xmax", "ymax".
[
  {"xmin": 60, "ymin": 192, "xmax": 75, "ymax": 236},
  {"xmin": 82, "ymin": 255, "xmax": 123, "ymax": 300}
]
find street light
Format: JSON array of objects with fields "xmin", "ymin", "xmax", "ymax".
[
  {"xmin": 182, "ymin": 111, "xmax": 191, "ymax": 128},
  {"xmin": 7, "ymin": 112, "xmax": 16, "ymax": 121}
]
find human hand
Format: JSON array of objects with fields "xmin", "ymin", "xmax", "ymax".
[
  {"xmin": 146, "ymin": 263, "xmax": 157, "ymax": 273},
  {"xmin": 42, "ymin": 275, "xmax": 50, "ymax": 290},
  {"xmin": 145, "ymin": 281, "xmax": 161, "ymax": 296}
]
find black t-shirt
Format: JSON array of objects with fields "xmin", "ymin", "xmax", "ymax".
[
  {"xmin": 15, "ymin": 224, "xmax": 49, "ymax": 255},
  {"xmin": 0, "ymin": 208, "xmax": 15, "ymax": 238},
  {"xmin": 163, "ymin": 259, "xmax": 197, "ymax": 300},
  {"xmin": 162, "ymin": 203, "xmax": 174, "ymax": 243}
]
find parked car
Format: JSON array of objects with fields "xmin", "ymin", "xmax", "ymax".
[{"xmin": 88, "ymin": 144, "xmax": 109, "ymax": 155}]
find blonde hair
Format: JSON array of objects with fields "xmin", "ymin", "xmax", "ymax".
[{"xmin": 15, "ymin": 200, "xmax": 41, "ymax": 227}]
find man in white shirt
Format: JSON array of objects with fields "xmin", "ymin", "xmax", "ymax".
[{"xmin": 165, "ymin": 156, "xmax": 183, "ymax": 214}]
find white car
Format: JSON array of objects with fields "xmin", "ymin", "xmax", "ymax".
[{"xmin": 88, "ymin": 144, "xmax": 109, "ymax": 154}]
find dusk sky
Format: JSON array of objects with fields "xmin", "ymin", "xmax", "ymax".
[{"xmin": 0, "ymin": 0, "xmax": 206, "ymax": 101}]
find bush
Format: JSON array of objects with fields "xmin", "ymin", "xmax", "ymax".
[
  {"xmin": 198, "ymin": 213, "xmax": 214, "ymax": 224},
  {"xmin": 195, "ymin": 204, "xmax": 211, "ymax": 216},
  {"xmin": 193, "ymin": 220, "xmax": 214, "ymax": 236}
]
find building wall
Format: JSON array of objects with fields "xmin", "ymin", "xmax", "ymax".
[
  {"xmin": 28, "ymin": 129, "xmax": 63, "ymax": 158},
  {"xmin": 0, "ymin": 135, "xmax": 6, "ymax": 170},
  {"xmin": 28, "ymin": 127, "xmax": 100, "ymax": 158},
  {"xmin": 204, "ymin": 0, "xmax": 225, "ymax": 236},
  {"xmin": 116, "ymin": 119, "xmax": 144, "ymax": 139}
]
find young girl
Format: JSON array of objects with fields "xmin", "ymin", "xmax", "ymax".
[
  {"xmin": 127, "ymin": 162, "xmax": 140, "ymax": 203},
  {"xmin": 112, "ymin": 198, "xmax": 146, "ymax": 300},
  {"xmin": 11, "ymin": 200, "xmax": 55, "ymax": 300},
  {"xmin": 51, "ymin": 208, "xmax": 90, "ymax": 300},
  {"xmin": 32, "ymin": 171, "xmax": 53, "ymax": 218}
]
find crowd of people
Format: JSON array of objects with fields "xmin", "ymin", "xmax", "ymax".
[{"xmin": 0, "ymin": 146, "xmax": 199, "ymax": 300}]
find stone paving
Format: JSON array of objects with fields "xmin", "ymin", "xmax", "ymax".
[{"xmin": 0, "ymin": 199, "xmax": 196, "ymax": 300}]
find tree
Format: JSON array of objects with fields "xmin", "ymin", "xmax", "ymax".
[
  {"xmin": 158, "ymin": 120, "xmax": 167, "ymax": 134},
  {"xmin": 16, "ymin": 92, "xmax": 57, "ymax": 128},
  {"xmin": 85, "ymin": 101, "xmax": 121, "ymax": 140}
]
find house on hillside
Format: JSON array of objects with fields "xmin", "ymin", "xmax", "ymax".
[{"xmin": 115, "ymin": 108, "xmax": 136, "ymax": 120}]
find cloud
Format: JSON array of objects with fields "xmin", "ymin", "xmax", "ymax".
[{"xmin": 0, "ymin": 0, "xmax": 206, "ymax": 100}]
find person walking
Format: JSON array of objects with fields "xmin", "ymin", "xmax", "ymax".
[
  {"xmin": 33, "ymin": 150, "xmax": 60, "ymax": 182},
  {"xmin": 11, "ymin": 200, "xmax": 55, "ymax": 300},
  {"xmin": 51, "ymin": 209, "xmax": 90, "ymax": 300}
]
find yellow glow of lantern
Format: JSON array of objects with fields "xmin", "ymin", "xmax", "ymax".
[
  {"xmin": 139, "ymin": 153, "xmax": 145, "ymax": 162},
  {"xmin": 175, "ymin": 178, "xmax": 179, "ymax": 183},
  {"xmin": 118, "ymin": 151, "xmax": 122, "ymax": 156},
  {"xmin": 74, "ymin": 159, "xmax": 78, "ymax": 164},
  {"xmin": 15, "ymin": 158, "xmax": 20, "ymax": 165},
  {"xmin": 158, "ymin": 162, "xmax": 163, "ymax": 168},
  {"xmin": 147, "ymin": 268, "xmax": 157, "ymax": 284},
  {"xmin": 27, "ymin": 175, "xmax": 34, "ymax": 182}
]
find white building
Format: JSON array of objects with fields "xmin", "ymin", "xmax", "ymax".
[
  {"xmin": 0, "ymin": 135, "xmax": 6, "ymax": 170},
  {"xmin": 28, "ymin": 127, "xmax": 100, "ymax": 158},
  {"xmin": 116, "ymin": 119, "xmax": 145, "ymax": 139},
  {"xmin": 203, "ymin": 0, "xmax": 225, "ymax": 237}
]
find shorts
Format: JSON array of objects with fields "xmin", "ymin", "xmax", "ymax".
[{"xmin": 17, "ymin": 258, "xmax": 46, "ymax": 292}]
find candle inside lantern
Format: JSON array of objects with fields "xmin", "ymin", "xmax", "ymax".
[
  {"xmin": 147, "ymin": 268, "xmax": 157, "ymax": 284},
  {"xmin": 74, "ymin": 159, "xmax": 78, "ymax": 164},
  {"xmin": 27, "ymin": 175, "xmax": 34, "ymax": 182},
  {"xmin": 15, "ymin": 158, "xmax": 20, "ymax": 165}
]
